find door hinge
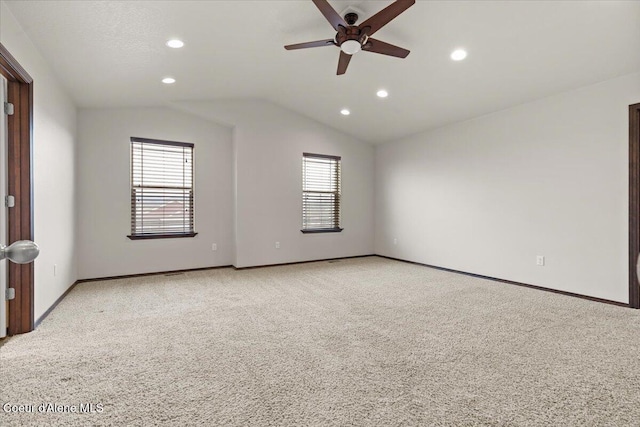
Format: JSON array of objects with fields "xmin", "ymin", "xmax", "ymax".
[
  {"xmin": 5, "ymin": 195, "xmax": 14, "ymax": 208},
  {"xmin": 5, "ymin": 288, "xmax": 15, "ymax": 301},
  {"xmin": 3, "ymin": 102, "xmax": 14, "ymax": 116}
]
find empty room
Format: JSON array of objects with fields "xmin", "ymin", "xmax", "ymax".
[{"xmin": 1, "ymin": 0, "xmax": 640, "ymax": 425}]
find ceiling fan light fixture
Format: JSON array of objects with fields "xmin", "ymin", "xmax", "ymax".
[{"xmin": 340, "ymin": 40, "xmax": 361, "ymax": 55}]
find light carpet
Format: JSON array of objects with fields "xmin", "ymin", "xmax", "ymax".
[{"xmin": 1, "ymin": 256, "xmax": 640, "ymax": 426}]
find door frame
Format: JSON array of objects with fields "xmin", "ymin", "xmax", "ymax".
[
  {"xmin": 0, "ymin": 43, "xmax": 34, "ymax": 334},
  {"xmin": 629, "ymin": 103, "xmax": 640, "ymax": 309}
]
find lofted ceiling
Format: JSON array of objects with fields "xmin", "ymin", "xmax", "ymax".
[{"xmin": 3, "ymin": 0, "xmax": 640, "ymax": 144}]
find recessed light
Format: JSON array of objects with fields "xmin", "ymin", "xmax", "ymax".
[
  {"xmin": 340, "ymin": 109, "xmax": 350, "ymax": 116},
  {"xmin": 377, "ymin": 89, "xmax": 389, "ymax": 98},
  {"xmin": 166, "ymin": 39, "xmax": 184, "ymax": 49},
  {"xmin": 162, "ymin": 77, "xmax": 176, "ymax": 84},
  {"xmin": 451, "ymin": 49, "xmax": 467, "ymax": 61}
]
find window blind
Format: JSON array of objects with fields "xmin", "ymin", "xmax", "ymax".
[
  {"xmin": 130, "ymin": 137, "xmax": 195, "ymax": 239},
  {"xmin": 302, "ymin": 153, "xmax": 342, "ymax": 232}
]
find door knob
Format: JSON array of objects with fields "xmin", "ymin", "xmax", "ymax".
[{"xmin": 0, "ymin": 240, "xmax": 39, "ymax": 264}]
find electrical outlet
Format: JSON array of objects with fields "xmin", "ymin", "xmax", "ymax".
[
  {"xmin": 53, "ymin": 264, "xmax": 57, "ymax": 276},
  {"xmin": 275, "ymin": 241, "xmax": 280, "ymax": 249},
  {"xmin": 536, "ymin": 256, "xmax": 545, "ymax": 266},
  {"xmin": 212, "ymin": 243, "xmax": 217, "ymax": 251}
]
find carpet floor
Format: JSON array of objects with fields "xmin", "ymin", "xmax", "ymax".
[{"xmin": 1, "ymin": 256, "xmax": 640, "ymax": 426}]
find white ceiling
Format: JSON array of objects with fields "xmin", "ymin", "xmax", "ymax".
[{"xmin": 4, "ymin": 0, "xmax": 640, "ymax": 144}]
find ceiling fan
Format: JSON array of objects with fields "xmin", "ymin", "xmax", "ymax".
[{"xmin": 285, "ymin": 0, "xmax": 415, "ymax": 75}]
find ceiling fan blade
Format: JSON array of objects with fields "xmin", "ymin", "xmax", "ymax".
[
  {"xmin": 359, "ymin": 0, "xmax": 415, "ymax": 37},
  {"xmin": 362, "ymin": 38, "xmax": 410, "ymax": 58},
  {"xmin": 337, "ymin": 51, "xmax": 352, "ymax": 75},
  {"xmin": 312, "ymin": 0, "xmax": 347, "ymax": 31},
  {"xmin": 285, "ymin": 39, "xmax": 336, "ymax": 50}
]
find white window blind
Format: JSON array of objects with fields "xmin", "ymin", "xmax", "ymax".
[
  {"xmin": 302, "ymin": 153, "xmax": 342, "ymax": 233},
  {"xmin": 129, "ymin": 137, "xmax": 196, "ymax": 239}
]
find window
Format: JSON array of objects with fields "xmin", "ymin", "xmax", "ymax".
[
  {"xmin": 302, "ymin": 153, "xmax": 342, "ymax": 233},
  {"xmin": 128, "ymin": 137, "xmax": 196, "ymax": 239}
]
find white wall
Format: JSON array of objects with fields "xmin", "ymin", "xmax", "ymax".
[
  {"xmin": 76, "ymin": 107, "xmax": 233, "ymax": 279},
  {"xmin": 174, "ymin": 100, "xmax": 375, "ymax": 268},
  {"xmin": 1, "ymin": 2, "xmax": 78, "ymax": 320},
  {"xmin": 376, "ymin": 72, "xmax": 640, "ymax": 303}
]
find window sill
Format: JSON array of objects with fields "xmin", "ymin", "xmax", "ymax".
[
  {"xmin": 300, "ymin": 228, "xmax": 343, "ymax": 234},
  {"xmin": 127, "ymin": 232, "xmax": 198, "ymax": 240}
]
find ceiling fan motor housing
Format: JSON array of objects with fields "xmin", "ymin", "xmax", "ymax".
[
  {"xmin": 344, "ymin": 12, "xmax": 358, "ymax": 25},
  {"xmin": 335, "ymin": 18, "xmax": 369, "ymax": 50}
]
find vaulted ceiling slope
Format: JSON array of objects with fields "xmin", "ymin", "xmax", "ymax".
[{"xmin": 3, "ymin": 1, "xmax": 640, "ymax": 144}]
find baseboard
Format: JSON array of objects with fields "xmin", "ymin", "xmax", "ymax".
[
  {"xmin": 377, "ymin": 255, "xmax": 629, "ymax": 308},
  {"xmin": 233, "ymin": 254, "xmax": 376, "ymax": 270},
  {"xmin": 78, "ymin": 265, "xmax": 234, "ymax": 283},
  {"xmin": 35, "ymin": 253, "xmax": 627, "ymax": 331},
  {"xmin": 34, "ymin": 280, "xmax": 81, "ymax": 329},
  {"xmin": 78, "ymin": 256, "xmax": 376, "ymax": 281}
]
